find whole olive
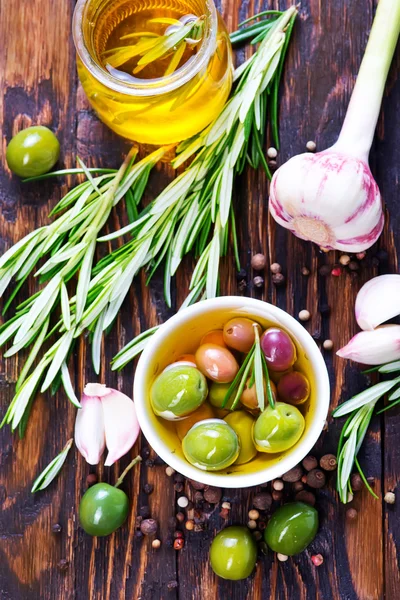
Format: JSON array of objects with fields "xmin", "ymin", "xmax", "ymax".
[
  {"xmin": 6, "ymin": 125, "xmax": 60, "ymax": 177},
  {"xmin": 224, "ymin": 411, "xmax": 257, "ymax": 464},
  {"xmin": 210, "ymin": 526, "xmax": 257, "ymax": 580},
  {"xmin": 264, "ymin": 502, "xmax": 318, "ymax": 555},
  {"xmin": 201, "ymin": 329, "xmax": 227, "ymax": 347},
  {"xmin": 182, "ymin": 419, "xmax": 239, "ymax": 471},
  {"xmin": 195, "ymin": 344, "xmax": 239, "ymax": 383},
  {"xmin": 79, "ymin": 483, "xmax": 129, "ymax": 536},
  {"xmin": 260, "ymin": 328, "xmax": 297, "ymax": 372},
  {"xmin": 223, "ymin": 318, "xmax": 260, "ymax": 353},
  {"xmin": 151, "ymin": 366, "xmax": 207, "ymax": 420},
  {"xmin": 277, "ymin": 371, "xmax": 310, "ymax": 405},
  {"xmin": 208, "ymin": 381, "xmax": 233, "ymax": 410},
  {"xmin": 175, "ymin": 403, "xmax": 215, "ymax": 440},
  {"xmin": 253, "ymin": 402, "xmax": 305, "ymax": 453},
  {"xmin": 241, "ymin": 379, "xmax": 277, "ymax": 411}
]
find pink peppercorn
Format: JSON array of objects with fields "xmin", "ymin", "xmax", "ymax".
[
  {"xmin": 311, "ymin": 554, "xmax": 324, "ymax": 566},
  {"xmin": 331, "ymin": 267, "xmax": 341, "ymax": 277}
]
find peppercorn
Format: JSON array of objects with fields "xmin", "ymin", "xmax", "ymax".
[
  {"xmin": 177, "ymin": 496, "xmax": 189, "ymax": 508},
  {"xmin": 273, "ymin": 479, "xmax": 284, "ymax": 491},
  {"xmin": 319, "ymin": 265, "xmax": 331, "ymax": 276},
  {"xmin": 306, "ymin": 469, "xmax": 326, "ymax": 488},
  {"xmin": 306, "ymin": 140, "xmax": 316, "ymax": 152},
  {"xmin": 346, "ymin": 508, "xmax": 358, "ymax": 521},
  {"xmin": 319, "ymin": 454, "xmax": 337, "ymax": 471},
  {"xmin": 282, "ymin": 466, "xmax": 303, "ymax": 483},
  {"xmin": 140, "ymin": 519, "xmax": 158, "ymax": 536},
  {"xmin": 298, "ymin": 309, "xmax": 311, "ymax": 322},
  {"xmin": 141, "ymin": 447, "xmax": 150, "ymax": 459},
  {"xmin": 253, "ymin": 531, "xmax": 263, "ymax": 542},
  {"xmin": 236, "ymin": 268, "xmax": 247, "ymax": 281},
  {"xmin": 139, "ymin": 506, "xmax": 151, "ymax": 519},
  {"xmin": 350, "ymin": 473, "xmax": 363, "ymax": 491},
  {"xmin": 302, "ymin": 455, "xmax": 318, "ymax": 471},
  {"xmin": 348, "ymin": 260, "xmax": 359, "ymax": 271},
  {"xmin": 270, "ymin": 262, "xmax": 282, "ymax": 274},
  {"xmin": 165, "ymin": 466, "xmax": 175, "ymax": 477},
  {"xmin": 248, "ymin": 509, "xmax": 260, "ymax": 520},
  {"xmin": 86, "ymin": 473, "xmax": 98, "ymax": 487},
  {"xmin": 238, "ymin": 279, "xmax": 247, "ymax": 291},
  {"xmin": 272, "ymin": 272, "xmax": 285, "ymax": 286},
  {"xmin": 292, "ymin": 481, "xmax": 304, "ymax": 493},
  {"xmin": 323, "ymin": 339, "xmax": 334, "ymax": 350},
  {"xmin": 152, "ymin": 539, "xmax": 161, "ymax": 549},
  {"xmin": 356, "ymin": 252, "xmax": 366, "ymax": 260},
  {"xmin": 203, "ymin": 486, "xmax": 222, "ymax": 504},
  {"xmin": 188, "ymin": 479, "xmax": 205, "ymax": 490},
  {"xmin": 135, "ymin": 516, "xmax": 143, "ymax": 528},
  {"xmin": 221, "ymin": 501, "xmax": 231, "ymax": 510},
  {"xmin": 193, "ymin": 490, "xmax": 204, "ymax": 504},
  {"xmin": 143, "ymin": 483, "xmax": 154, "ymax": 494},
  {"xmin": 176, "ymin": 512, "xmax": 185, "ymax": 523},
  {"xmin": 272, "ymin": 490, "xmax": 283, "ymax": 502},
  {"xmin": 258, "ymin": 520, "xmax": 267, "ymax": 531},
  {"xmin": 174, "ymin": 482, "xmax": 184, "ymax": 493},
  {"xmin": 145, "ymin": 458, "xmax": 155, "ymax": 468},
  {"xmin": 58, "ymin": 559, "xmax": 69, "ymax": 572},
  {"xmin": 268, "ymin": 160, "xmax": 278, "ymax": 169},
  {"xmin": 311, "ymin": 554, "xmax": 324, "ymax": 566},
  {"xmin": 384, "ymin": 492, "xmax": 396, "ymax": 504},
  {"xmin": 219, "ymin": 507, "xmax": 229, "ymax": 519},
  {"xmin": 319, "ymin": 304, "xmax": 331, "ymax": 315},
  {"xmin": 267, "ymin": 147, "xmax": 278, "ymax": 159},
  {"xmin": 331, "ymin": 267, "xmax": 341, "ymax": 277},
  {"xmin": 247, "ymin": 520, "xmax": 257, "ymax": 529},
  {"xmin": 174, "ymin": 530, "xmax": 183, "ymax": 539},
  {"xmin": 339, "ymin": 255, "xmax": 350, "ymax": 266},
  {"xmin": 174, "ymin": 538, "xmax": 184, "ymax": 550},
  {"xmin": 301, "ymin": 267, "xmax": 310, "ymax": 276},
  {"xmin": 174, "ymin": 473, "xmax": 184, "ymax": 483},
  {"xmin": 251, "ymin": 253, "xmax": 267, "ymax": 271},
  {"xmin": 253, "ymin": 275, "xmax": 264, "ymax": 288},
  {"xmin": 295, "ymin": 490, "xmax": 316, "ymax": 506},
  {"xmin": 253, "ymin": 492, "xmax": 272, "ymax": 511},
  {"xmin": 277, "ymin": 552, "xmax": 289, "ymax": 562},
  {"xmin": 52, "ymin": 523, "xmax": 62, "ymax": 533},
  {"xmin": 185, "ymin": 520, "xmax": 195, "ymax": 531}
]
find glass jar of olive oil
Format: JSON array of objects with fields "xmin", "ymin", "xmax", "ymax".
[{"xmin": 73, "ymin": 0, "xmax": 233, "ymax": 145}]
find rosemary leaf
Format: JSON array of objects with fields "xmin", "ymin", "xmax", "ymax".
[{"xmin": 31, "ymin": 439, "xmax": 73, "ymax": 493}]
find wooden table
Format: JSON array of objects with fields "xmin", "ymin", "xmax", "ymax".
[{"xmin": 1, "ymin": 1, "xmax": 399, "ymax": 598}]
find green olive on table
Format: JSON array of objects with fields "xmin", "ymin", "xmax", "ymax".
[
  {"xmin": 264, "ymin": 502, "xmax": 319, "ymax": 555},
  {"xmin": 79, "ymin": 483, "xmax": 129, "ymax": 537},
  {"xmin": 210, "ymin": 525, "xmax": 257, "ymax": 580},
  {"xmin": 224, "ymin": 411, "xmax": 257, "ymax": 464},
  {"xmin": 151, "ymin": 365, "xmax": 208, "ymax": 420},
  {"xmin": 182, "ymin": 419, "xmax": 239, "ymax": 471},
  {"xmin": 6, "ymin": 125, "xmax": 60, "ymax": 177},
  {"xmin": 253, "ymin": 402, "xmax": 305, "ymax": 453}
]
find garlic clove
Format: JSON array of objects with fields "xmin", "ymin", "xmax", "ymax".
[
  {"xmin": 75, "ymin": 392, "xmax": 106, "ymax": 465},
  {"xmin": 101, "ymin": 389, "xmax": 140, "ymax": 466},
  {"xmin": 337, "ymin": 325, "xmax": 400, "ymax": 365},
  {"xmin": 355, "ymin": 274, "xmax": 400, "ymax": 331},
  {"xmin": 269, "ymin": 151, "xmax": 383, "ymax": 253}
]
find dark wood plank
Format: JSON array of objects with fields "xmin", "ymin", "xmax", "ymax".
[{"xmin": 1, "ymin": 0, "xmax": 399, "ymax": 599}]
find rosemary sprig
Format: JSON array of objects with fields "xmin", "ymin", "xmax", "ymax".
[
  {"xmin": 31, "ymin": 438, "xmax": 73, "ymax": 493},
  {"xmin": 222, "ymin": 325, "xmax": 275, "ymax": 411},
  {"xmin": 111, "ymin": 7, "xmax": 297, "ymax": 370},
  {"xmin": 333, "ymin": 360, "xmax": 400, "ymax": 503}
]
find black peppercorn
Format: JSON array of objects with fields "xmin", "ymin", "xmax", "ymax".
[
  {"xmin": 189, "ymin": 479, "xmax": 205, "ymax": 490},
  {"xmin": 139, "ymin": 505, "xmax": 151, "ymax": 518},
  {"xmin": 236, "ymin": 268, "xmax": 247, "ymax": 281},
  {"xmin": 52, "ymin": 523, "xmax": 62, "ymax": 533},
  {"xmin": 282, "ymin": 466, "xmax": 303, "ymax": 483},
  {"xmin": 272, "ymin": 272, "xmax": 285, "ymax": 286},
  {"xmin": 348, "ymin": 261, "xmax": 359, "ymax": 271},
  {"xmin": 204, "ymin": 486, "xmax": 222, "ymax": 504},
  {"xmin": 302, "ymin": 455, "xmax": 318, "ymax": 471},
  {"xmin": 140, "ymin": 519, "xmax": 158, "ymax": 536},
  {"xmin": 253, "ymin": 492, "xmax": 272, "ymax": 511},
  {"xmin": 143, "ymin": 483, "xmax": 154, "ymax": 494},
  {"xmin": 319, "ymin": 265, "xmax": 331, "ymax": 276}
]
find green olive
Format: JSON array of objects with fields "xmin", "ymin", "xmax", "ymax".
[
  {"xmin": 253, "ymin": 402, "xmax": 305, "ymax": 453},
  {"xmin": 6, "ymin": 126, "xmax": 60, "ymax": 177},
  {"xmin": 208, "ymin": 381, "xmax": 233, "ymax": 409},
  {"xmin": 224, "ymin": 411, "xmax": 257, "ymax": 464},
  {"xmin": 210, "ymin": 525, "xmax": 257, "ymax": 580},
  {"xmin": 182, "ymin": 419, "xmax": 239, "ymax": 471},
  {"xmin": 79, "ymin": 483, "xmax": 129, "ymax": 536},
  {"xmin": 151, "ymin": 365, "xmax": 208, "ymax": 420},
  {"xmin": 264, "ymin": 502, "xmax": 318, "ymax": 555}
]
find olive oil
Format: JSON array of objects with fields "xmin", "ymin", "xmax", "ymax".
[{"xmin": 74, "ymin": 0, "xmax": 233, "ymax": 144}]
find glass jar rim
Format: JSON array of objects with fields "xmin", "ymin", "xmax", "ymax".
[{"xmin": 72, "ymin": 0, "xmax": 218, "ymax": 97}]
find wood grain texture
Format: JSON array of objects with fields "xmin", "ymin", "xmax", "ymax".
[{"xmin": 0, "ymin": 0, "xmax": 399, "ymax": 599}]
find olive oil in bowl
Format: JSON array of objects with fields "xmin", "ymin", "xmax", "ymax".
[{"xmin": 73, "ymin": 0, "xmax": 233, "ymax": 144}]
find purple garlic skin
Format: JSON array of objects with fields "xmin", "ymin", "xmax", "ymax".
[{"xmin": 269, "ymin": 151, "xmax": 384, "ymax": 252}]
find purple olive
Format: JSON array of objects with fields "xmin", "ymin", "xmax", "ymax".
[
  {"xmin": 277, "ymin": 371, "xmax": 310, "ymax": 405},
  {"xmin": 260, "ymin": 328, "xmax": 297, "ymax": 372}
]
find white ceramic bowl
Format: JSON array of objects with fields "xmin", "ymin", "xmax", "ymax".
[{"xmin": 134, "ymin": 297, "xmax": 330, "ymax": 488}]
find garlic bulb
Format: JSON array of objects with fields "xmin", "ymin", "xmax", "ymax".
[{"xmin": 269, "ymin": 0, "xmax": 400, "ymax": 252}]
